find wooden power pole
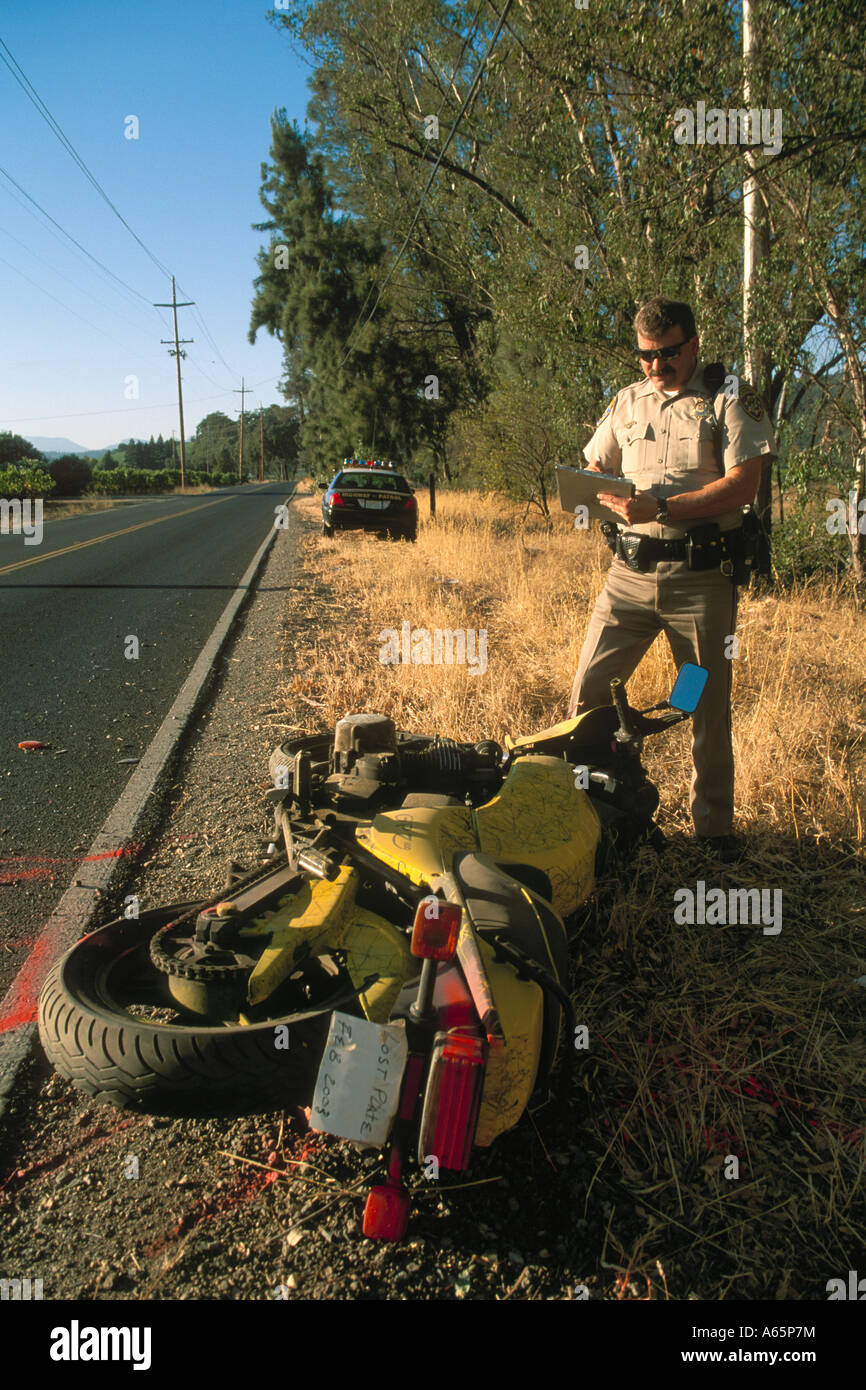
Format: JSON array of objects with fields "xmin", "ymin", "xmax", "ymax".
[
  {"xmin": 259, "ymin": 402, "xmax": 265, "ymax": 482},
  {"xmin": 234, "ymin": 378, "xmax": 248, "ymax": 482},
  {"xmin": 154, "ymin": 276, "xmax": 193, "ymax": 489}
]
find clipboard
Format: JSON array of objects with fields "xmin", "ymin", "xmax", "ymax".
[{"xmin": 555, "ymin": 465, "xmax": 635, "ymax": 525}]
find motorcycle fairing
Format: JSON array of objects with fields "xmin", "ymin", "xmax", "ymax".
[
  {"xmin": 451, "ymin": 851, "xmax": 568, "ymax": 1094},
  {"xmin": 503, "ymin": 706, "xmax": 618, "ymax": 760},
  {"xmin": 472, "ymin": 756, "xmax": 600, "ymax": 921},
  {"xmin": 356, "ymin": 804, "xmax": 477, "ymax": 883},
  {"xmin": 472, "ymin": 935, "xmax": 544, "ymax": 1147},
  {"xmin": 240, "ymin": 865, "xmax": 411, "ymax": 1023}
]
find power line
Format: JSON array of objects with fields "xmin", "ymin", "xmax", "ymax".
[
  {"xmin": 1, "ymin": 379, "xmax": 283, "ymax": 425},
  {"xmin": 0, "ymin": 249, "xmax": 180, "ymax": 369},
  {"xmin": 0, "ymin": 39, "xmax": 237, "ymax": 379},
  {"xmin": 0, "ymin": 162, "xmax": 157, "ymax": 308},
  {"xmin": 0, "ymin": 220, "xmax": 171, "ymax": 343},
  {"xmin": 0, "ymin": 171, "xmax": 167, "ymax": 324},
  {"xmin": 0, "ymin": 163, "xmax": 238, "ymax": 399},
  {"xmin": 185, "ymin": 302, "xmax": 237, "ymax": 377},
  {"xmin": 338, "ymin": 0, "xmax": 514, "ymax": 368},
  {"xmin": 0, "ymin": 36, "xmax": 173, "ymax": 281}
]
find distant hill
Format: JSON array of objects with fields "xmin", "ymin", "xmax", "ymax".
[{"xmin": 26, "ymin": 436, "xmax": 121, "ymax": 459}]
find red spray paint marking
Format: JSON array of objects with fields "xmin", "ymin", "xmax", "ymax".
[
  {"xmin": 595, "ymin": 1021, "xmax": 864, "ymax": 1152},
  {"xmin": 0, "ymin": 1116, "xmax": 141, "ymax": 1199},
  {"xmin": 0, "ymin": 833, "xmax": 199, "ymax": 885},
  {"xmin": 0, "ymin": 934, "xmax": 57, "ymax": 1032},
  {"xmin": 0, "ymin": 834, "xmax": 201, "ymax": 1031},
  {"xmin": 141, "ymin": 1168, "xmax": 274, "ymax": 1259},
  {"xmin": 141, "ymin": 1134, "xmax": 328, "ymax": 1260},
  {"xmin": 0, "ymin": 844, "xmax": 145, "ymax": 885}
]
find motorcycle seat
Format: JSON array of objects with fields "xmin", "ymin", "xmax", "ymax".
[{"xmin": 451, "ymin": 850, "xmax": 569, "ymax": 990}]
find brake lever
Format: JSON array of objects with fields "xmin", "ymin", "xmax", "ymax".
[{"xmin": 633, "ymin": 708, "xmax": 690, "ymax": 733}]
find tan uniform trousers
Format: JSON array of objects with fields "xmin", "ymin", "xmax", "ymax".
[{"xmin": 568, "ymin": 556, "xmax": 738, "ymax": 838}]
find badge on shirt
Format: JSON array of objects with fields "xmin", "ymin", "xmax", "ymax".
[
  {"xmin": 738, "ymin": 384, "xmax": 764, "ymax": 420},
  {"xmin": 693, "ymin": 397, "xmax": 713, "ymax": 419}
]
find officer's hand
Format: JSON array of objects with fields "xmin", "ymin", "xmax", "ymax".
[{"xmin": 597, "ymin": 489, "xmax": 658, "ymax": 524}]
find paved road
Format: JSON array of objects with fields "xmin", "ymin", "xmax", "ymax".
[{"xmin": 0, "ymin": 484, "xmax": 290, "ymax": 998}]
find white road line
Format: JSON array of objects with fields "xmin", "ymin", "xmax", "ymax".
[{"xmin": 0, "ymin": 492, "xmax": 294, "ymax": 1118}]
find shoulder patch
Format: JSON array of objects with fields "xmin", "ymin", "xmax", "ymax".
[
  {"xmin": 595, "ymin": 399, "xmax": 614, "ymax": 426},
  {"xmin": 737, "ymin": 384, "xmax": 764, "ymax": 421}
]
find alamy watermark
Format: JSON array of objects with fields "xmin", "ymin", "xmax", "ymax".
[
  {"xmin": 0, "ymin": 1276, "xmax": 43, "ymax": 1299},
  {"xmin": 673, "ymin": 101, "xmax": 782, "ymax": 157},
  {"xmin": 826, "ymin": 492, "xmax": 866, "ymax": 535},
  {"xmin": 673, "ymin": 881, "xmax": 782, "ymax": 935},
  {"xmin": 378, "ymin": 622, "xmax": 487, "ymax": 676},
  {"xmin": 50, "ymin": 1322, "xmax": 151, "ymax": 1370},
  {"xmin": 0, "ymin": 497, "xmax": 43, "ymax": 546}
]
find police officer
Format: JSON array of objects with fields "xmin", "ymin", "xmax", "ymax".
[{"xmin": 567, "ymin": 296, "xmax": 777, "ymax": 857}]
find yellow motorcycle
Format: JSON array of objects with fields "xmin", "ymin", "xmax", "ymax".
[{"xmin": 38, "ymin": 664, "xmax": 706, "ymax": 1239}]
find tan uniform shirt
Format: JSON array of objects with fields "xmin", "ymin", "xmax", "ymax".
[{"xmin": 583, "ymin": 360, "xmax": 778, "ymax": 539}]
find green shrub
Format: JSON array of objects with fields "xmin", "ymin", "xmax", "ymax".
[
  {"xmin": 0, "ymin": 463, "xmax": 56, "ymax": 499},
  {"xmin": 48, "ymin": 455, "xmax": 92, "ymax": 497},
  {"xmin": 772, "ymin": 510, "xmax": 850, "ymax": 582}
]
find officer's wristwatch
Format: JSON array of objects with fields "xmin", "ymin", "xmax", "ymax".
[{"xmin": 655, "ymin": 501, "xmax": 673, "ymax": 525}]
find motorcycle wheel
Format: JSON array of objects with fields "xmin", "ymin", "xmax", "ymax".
[{"xmin": 37, "ymin": 906, "xmax": 332, "ymax": 1111}]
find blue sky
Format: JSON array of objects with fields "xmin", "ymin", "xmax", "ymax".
[{"xmin": 0, "ymin": 1, "xmax": 311, "ymax": 449}]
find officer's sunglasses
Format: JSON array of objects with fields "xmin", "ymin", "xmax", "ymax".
[{"xmin": 635, "ymin": 340, "xmax": 690, "ymax": 362}]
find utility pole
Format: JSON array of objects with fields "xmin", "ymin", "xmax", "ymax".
[
  {"xmin": 154, "ymin": 276, "xmax": 193, "ymax": 489},
  {"xmin": 259, "ymin": 402, "xmax": 265, "ymax": 482},
  {"xmin": 234, "ymin": 377, "xmax": 248, "ymax": 483}
]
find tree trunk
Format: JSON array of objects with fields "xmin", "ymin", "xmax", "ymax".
[{"xmin": 851, "ymin": 449, "xmax": 866, "ymax": 603}]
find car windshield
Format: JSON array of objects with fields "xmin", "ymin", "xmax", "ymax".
[{"xmin": 334, "ymin": 471, "xmax": 411, "ymax": 494}]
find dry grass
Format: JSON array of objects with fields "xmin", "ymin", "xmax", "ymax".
[
  {"xmin": 277, "ymin": 482, "xmax": 866, "ymax": 1299},
  {"xmin": 41, "ymin": 486, "xmax": 228, "ymax": 522},
  {"xmin": 41, "ymin": 498, "xmax": 135, "ymax": 522}
]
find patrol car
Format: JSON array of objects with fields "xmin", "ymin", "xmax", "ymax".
[{"xmin": 319, "ymin": 460, "xmax": 418, "ymax": 542}]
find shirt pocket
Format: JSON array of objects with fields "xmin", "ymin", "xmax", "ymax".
[
  {"xmin": 677, "ymin": 419, "xmax": 717, "ymax": 471},
  {"xmin": 616, "ymin": 421, "xmax": 655, "ymax": 480}
]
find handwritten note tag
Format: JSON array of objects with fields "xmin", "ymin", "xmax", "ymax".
[{"xmin": 310, "ymin": 1011, "xmax": 408, "ymax": 1148}]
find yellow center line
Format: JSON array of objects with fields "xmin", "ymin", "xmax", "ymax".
[{"xmin": 0, "ymin": 496, "xmax": 230, "ymax": 577}]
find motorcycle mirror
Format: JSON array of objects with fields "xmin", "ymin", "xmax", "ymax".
[{"xmin": 668, "ymin": 663, "xmax": 709, "ymax": 713}]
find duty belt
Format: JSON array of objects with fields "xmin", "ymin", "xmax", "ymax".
[
  {"xmin": 616, "ymin": 534, "xmax": 689, "ymax": 564},
  {"xmin": 609, "ymin": 523, "xmax": 747, "ymax": 574}
]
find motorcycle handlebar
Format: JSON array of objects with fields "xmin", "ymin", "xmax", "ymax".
[
  {"xmin": 608, "ymin": 680, "xmax": 692, "ymax": 740},
  {"xmin": 609, "ymin": 678, "xmax": 633, "ymax": 739}
]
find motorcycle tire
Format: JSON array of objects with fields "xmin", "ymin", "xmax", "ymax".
[
  {"xmin": 37, "ymin": 907, "xmax": 331, "ymax": 1111},
  {"xmin": 322, "ymin": 521, "xmax": 334, "ymax": 538}
]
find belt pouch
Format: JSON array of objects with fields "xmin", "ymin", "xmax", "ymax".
[
  {"xmin": 686, "ymin": 520, "xmax": 722, "ymax": 571},
  {"xmin": 618, "ymin": 533, "xmax": 648, "ymax": 571}
]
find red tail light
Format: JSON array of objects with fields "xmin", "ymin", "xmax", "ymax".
[
  {"xmin": 418, "ymin": 1030, "xmax": 485, "ymax": 1170},
  {"xmin": 411, "ymin": 900, "xmax": 461, "ymax": 959},
  {"xmin": 328, "ymin": 491, "xmax": 344, "ymax": 506},
  {"xmin": 363, "ymin": 1182, "xmax": 410, "ymax": 1240},
  {"xmin": 402, "ymin": 496, "xmax": 417, "ymax": 510}
]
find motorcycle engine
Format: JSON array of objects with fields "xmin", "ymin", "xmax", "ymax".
[
  {"xmin": 326, "ymin": 713, "xmax": 401, "ymax": 803},
  {"xmin": 324, "ymin": 712, "xmax": 503, "ymax": 807}
]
